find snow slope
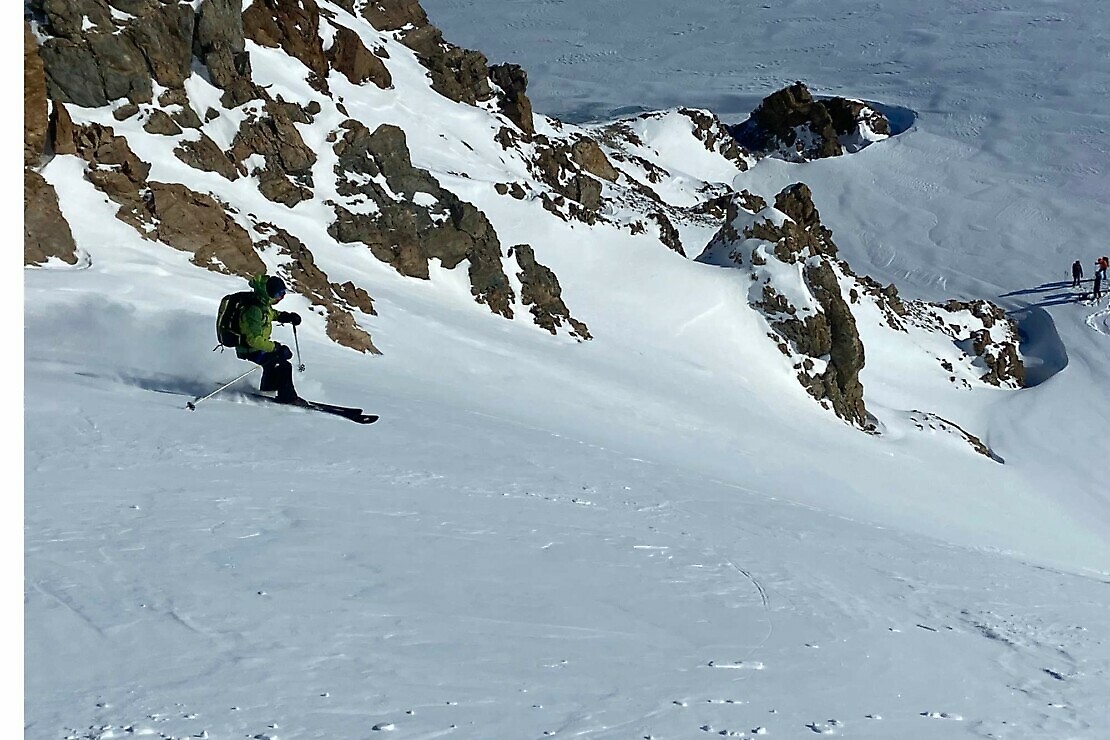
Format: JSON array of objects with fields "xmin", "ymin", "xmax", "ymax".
[{"xmin": 24, "ymin": 0, "xmax": 1110, "ymax": 737}]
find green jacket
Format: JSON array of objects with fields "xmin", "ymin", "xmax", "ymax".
[{"xmin": 236, "ymin": 274, "xmax": 280, "ymax": 357}]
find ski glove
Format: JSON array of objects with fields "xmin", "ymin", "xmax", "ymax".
[
  {"xmin": 277, "ymin": 311, "xmax": 302, "ymax": 326},
  {"xmin": 273, "ymin": 343, "xmax": 293, "ymax": 361}
]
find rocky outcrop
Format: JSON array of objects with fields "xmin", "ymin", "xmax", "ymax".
[
  {"xmin": 194, "ymin": 0, "xmax": 257, "ymax": 107},
  {"xmin": 229, "ymin": 102, "xmax": 317, "ymax": 206},
  {"xmin": 34, "ymin": 0, "xmax": 194, "ymax": 107},
  {"xmin": 329, "ymin": 122, "xmax": 516, "ymax": 319},
  {"xmin": 489, "ymin": 63, "xmax": 534, "ymax": 136},
  {"xmin": 340, "ymin": 0, "xmax": 534, "ymax": 133},
  {"xmin": 511, "ymin": 244, "xmax": 591, "ymax": 340},
  {"xmin": 243, "ymin": 0, "xmax": 329, "ymax": 92},
  {"xmin": 530, "ymin": 136, "xmax": 614, "ymax": 222},
  {"xmin": 64, "ymin": 122, "xmax": 261, "ymax": 275},
  {"xmin": 25, "ymin": 170, "xmax": 79, "ymax": 266},
  {"xmin": 698, "ymin": 183, "xmax": 1024, "ymax": 431},
  {"xmin": 678, "ymin": 108, "xmax": 752, "ymax": 171},
  {"xmin": 327, "ymin": 25, "xmax": 392, "ymax": 88},
  {"xmin": 25, "ymin": 24, "xmax": 49, "ymax": 165},
  {"xmin": 731, "ymin": 82, "xmax": 890, "ymax": 162}
]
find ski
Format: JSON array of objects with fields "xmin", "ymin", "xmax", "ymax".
[{"xmin": 252, "ymin": 394, "xmax": 378, "ymax": 424}]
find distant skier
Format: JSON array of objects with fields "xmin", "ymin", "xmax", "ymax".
[
  {"xmin": 1094, "ymin": 269, "xmax": 1104, "ymax": 304},
  {"xmin": 1071, "ymin": 259, "xmax": 1084, "ymax": 288},
  {"xmin": 1098, "ymin": 256, "xmax": 1109, "ymax": 280},
  {"xmin": 219, "ymin": 274, "xmax": 304, "ymax": 404}
]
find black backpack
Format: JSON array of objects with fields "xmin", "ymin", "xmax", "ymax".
[{"xmin": 215, "ymin": 291, "xmax": 259, "ymax": 347}]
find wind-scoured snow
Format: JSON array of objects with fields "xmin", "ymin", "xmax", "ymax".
[{"xmin": 24, "ymin": 0, "xmax": 1110, "ymax": 738}]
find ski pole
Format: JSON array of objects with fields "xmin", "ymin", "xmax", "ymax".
[
  {"xmin": 293, "ymin": 324, "xmax": 305, "ymax": 373},
  {"xmin": 185, "ymin": 366, "xmax": 260, "ymax": 410}
]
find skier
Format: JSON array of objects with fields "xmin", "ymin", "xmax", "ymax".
[
  {"xmin": 1098, "ymin": 256, "xmax": 1109, "ymax": 280},
  {"xmin": 1071, "ymin": 259, "xmax": 1084, "ymax": 288},
  {"xmin": 1094, "ymin": 269, "xmax": 1104, "ymax": 304},
  {"xmin": 233, "ymin": 274, "xmax": 303, "ymax": 404}
]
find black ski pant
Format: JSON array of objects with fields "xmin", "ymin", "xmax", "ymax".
[{"xmin": 243, "ymin": 348, "xmax": 298, "ymax": 402}]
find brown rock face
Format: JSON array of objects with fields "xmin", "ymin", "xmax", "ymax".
[
  {"xmin": 343, "ymin": 0, "xmax": 495, "ymax": 106},
  {"xmin": 25, "ymin": 169, "xmax": 79, "ymax": 266},
  {"xmin": 25, "ymin": 24, "xmax": 49, "ymax": 166},
  {"xmin": 512, "ymin": 244, "xmax": 591, "ymax": 340},
  {"xmin": 531, "ymin": 136, "xmax": 609, "ymax": 221},
  {"xmin": 66, "ymin": 122, "xmax": 261, "ymax": 276},
  {"xmin": 751, "ymin": 82, "xmax": 841, "ymax": 159},
  {"xmin": 327, "ymin": 25, "xmax": 392, "ymax": 88},
  {"xmin": 229, "ymin": 104, "xmax": 317, "ymax": 206},
  {"xmin": 243, "ymin": 0, "xmax": 329, "ymax": 91},
  {"xmin": 35, "ymin": 0, "xmax": 194, "ymax": 106},
  {"xmin": 136, "ymin": 183, "xmax": 262, "ymax": 275},
  {"xmin": 329, "ymin": 122, "xmax": 516, "ymax": 318},
  {"xmin": 569, "ymin": 139, "xmax": 618, "ymax": 182},
  {"xmin": 489, "ymin": 63, "xmax": 535, "ymax": 136},
  {"xmin": 194, "ymin": 0, "xmax": 256, "ymax": 105}
]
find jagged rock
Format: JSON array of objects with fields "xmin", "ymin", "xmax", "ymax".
[
  {"xmin": 732, "ymin": 81, "xmax": 890, "ymax": 162},
  {"xmin": 329, "ymin": 122, "xmax": 515, "ymax": 317},
  {"xmin": 25, "ymin": 24, "xmax": 48, "ymax": 166},
  {"xmin": 678, "ymin": 107, "xmax": 751, "ymax": 171},
  {"xmin": 804, "ymin": 260, "xmax": 868, "ymax": 426},
  {"xmin": 143, "ymin": 109, "xmax": 182, "ymax": 136},
  {"xmin": 157, "ymin": 88, "xmax": 204, "ymax": 129},
  {"xmin": 648, "ymin": 211, "xmax": 684, "ymax": 256},
  {"xmin": 71, "ymin": 123, "xmax": 151, "ymax": 200},
  {"xmin": 229, "ymin": 105, "xmax": 316, "ymax": 206},
  {"xmin": 126, "ymin": 3, "xmax": 195, "ymax": 89},
  {"xmin": 35, "ymin": 1, "xmax": 194, "ymax": 106},
  {"xmin": 136, "ymin": 183, "xmax": 261, "ymax": 274},
  {"xmin": 489, "ymin": 63, "xmax": 534, "ymax": 136},
  {"xmin": 25, "ymin": 169, "xmax": 78, "ymax": 266},
  {"xmin": 38, "ymin": 38, "xmax": 111, "ymax": 107},
  {"xmin": 341, "ymin": 0, "xmax": 493, "ymax": 105},
  {"xmin": 532, "ymin": 136, "xmax": 607, "ymax": 218},
  {"xmin": 698, "ymin": 185, "xmax": 870, "ymax": 427},
  {"xmin": 327, "ymin": 24, "xmax": 392, "ymax": 88},
  {"xmin": 87, "ymin": 31, "xmax": 154, "ymax": 103},
  {"xmin": 174, "ymin": 134, "xmax": 240, "ymax": 180},
  {"xmin": 49, "ymin": 103, "xmax": 76, "ymax": 155},
  {"xmin": 65, "ymin": 123, "xmax": 259, "ymax": 275},
  {"xmin": 33, "ymin": 0, "xmax": 114, "ymax": 41},
  {"xmin": 511, "ymin": 244, "xmax": 591, "ymax": 340},
  {"xmin": 194, "ymin": 0, "xmax": 252, "ymax": 94},
  {"xmin": 340, "ymin": 0, "xmax": 427, "ymax": 32},
  {"xmin": 569, "ymin": 138, "xmax": 618, "ymax": 182},
  {"xmin": 934, "ymin": 300, "xmax": 1025, "ymax": 387},
  {"xmin": 194, "ymin": 0, "xmax": 259, "ymax": 106},
  {"xmin": 824, "ymin": 97, "xmax": 890, "ymax": 139},
  {"xmin": 243, "ymin": 0, "xmax": 329, "ymax": 92}
]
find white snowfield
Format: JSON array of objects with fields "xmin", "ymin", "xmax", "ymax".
[{"xmin": 24, "ymin": 0, "xmax": 1110, "ymax": 738}]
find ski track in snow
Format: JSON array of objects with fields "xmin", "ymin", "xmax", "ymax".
[{"xmin": 1085, "ymin": 304, "xmax": 1110, "ymax": 336}]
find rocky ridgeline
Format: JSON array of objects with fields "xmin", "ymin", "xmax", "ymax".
[
  {"xmin": 24, "ymin": 0, "xmax": 1024, "ymax": 443},
  {"xmin": 697, "ymin": 184, "xmax": 1022, "ymax": 456},
  {"xmin": 23, "ymin": 0, "xmax": 594, "ymax": 347}
]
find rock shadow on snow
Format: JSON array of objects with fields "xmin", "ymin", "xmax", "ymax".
[{"xmin": 1005, "ymin": 305, "xmax": 1068, "ymax": 387}]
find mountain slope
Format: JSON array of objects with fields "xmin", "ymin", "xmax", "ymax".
[{"xmin": 23, "ymin": 0, "xmax": 1110, "ymax": 737}]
